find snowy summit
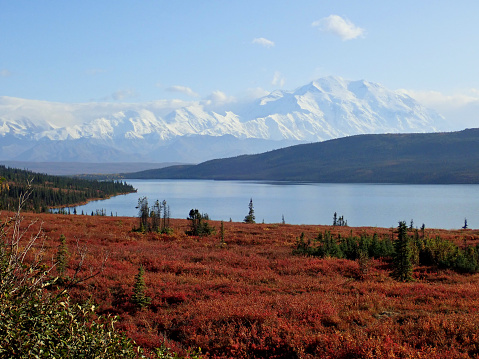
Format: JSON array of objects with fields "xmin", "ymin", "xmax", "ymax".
[{"xmin": 0, "ymin": 77, "xmax": 449, "ymax": 163}]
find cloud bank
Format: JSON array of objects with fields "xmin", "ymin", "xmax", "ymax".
[
  {"xmin": 401, "ymin": 88, "xmax": 479, "ymax": 130},
  {"xmin": 112, "ymin": 89, "xmax": 137, "ymax": 101},
  {"xmin": 166, "ymin": 85, "xmax": 200, "ymax": 98},
  {"xmin": 312, "ymin": 15, "xmax": 365, "ymax": 41}
]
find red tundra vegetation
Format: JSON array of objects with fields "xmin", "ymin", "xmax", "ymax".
[{"xmin": 6, "ymin": 211, "xmax": 479, "ymax": 358}]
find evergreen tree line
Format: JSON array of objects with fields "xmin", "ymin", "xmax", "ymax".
[
  {"xmin": 0, "ymin": 165, "xmax": 135, "ymax": 212},
  {"xmin": 294, "ymin": 221, "xmax": 479, "ymax": 280}
]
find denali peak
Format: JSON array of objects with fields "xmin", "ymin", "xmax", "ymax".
[{"xmin": 0, "ymin": 76, "xmax": 449, "ymax": 163}]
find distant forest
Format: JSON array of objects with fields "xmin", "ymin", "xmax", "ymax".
[
  {"xmin": 0, "ymin": 165, "xmax": 136, "ymax": 212},
  {"xmin": 125, "ymin": 129, "xmax": 479, "ymax": 184}
]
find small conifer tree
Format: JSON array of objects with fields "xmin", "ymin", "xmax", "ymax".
[
  {"xmin": 392, "ymin": 221, "xmax": 414, "ymax": 282},
  {"xmin": 244, "ymin": 198, "xmax": 255, "ymax": 223},
  {"xmin": 130, "ymin": 265, "xmax": 150, "ymax": 309}
]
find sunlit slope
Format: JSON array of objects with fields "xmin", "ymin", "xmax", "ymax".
[{"xmin": 125, "ymin": 129, "xmax": 479, "ymax": 184}]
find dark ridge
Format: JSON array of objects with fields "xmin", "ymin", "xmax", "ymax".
[{"xmin": 124, "ymin": 129, "xmax": 479, "ymax": 184}]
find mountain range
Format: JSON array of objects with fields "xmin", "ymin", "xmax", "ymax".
[{"xmin": 0, "ymin": 76, "xmax": 449, "ymax": 163}]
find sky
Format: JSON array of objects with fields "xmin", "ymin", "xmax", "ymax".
[{"xmin": 1, "ymin": 1, "xmax": 478, "ymax": 129}]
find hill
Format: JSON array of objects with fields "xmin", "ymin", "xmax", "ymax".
[{"xmin": 125, "ymin": 128, "xmax": 479, "ymax": 184}]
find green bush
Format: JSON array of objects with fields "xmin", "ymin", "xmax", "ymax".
[{"xmin": 0, "ymin": 191, "xmax": 143, "ymax": 358}]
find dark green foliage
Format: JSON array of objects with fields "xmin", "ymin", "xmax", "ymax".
[
  {"xmin": 186, "ymin": 209, "xmax": 215, "ymax": 236},
  {"xmin": 369, "ymin": 233, "xmax": 394, "ymax": 258},
  {"xmin": 293, "ymin": 232, "xmax": 310, "ymax": 255},
  {"xmin": 392, "ymin": 221, "xmax": 414, "ymax": 282},
  {"xmin": 130, "ymin": 265, "xmax": 151, "ymax": 310},
  {"xmin": 455, "ymin": 245, "xmax": 479, "ymax": 273},
  {"xmin": 125, "ymin": 128, "xmax": 479, "ymax": 184},
  {"xmin": 243, "ymin": 198, "xmax": 255, "ymax": 223},
  {"xmin": 317, "ymin": 231, "xmax": 343, "ymax": 258},
  {"xmin": 293, "ymin": 222, "xmax": 479, "ymax": 279},
  {"xmin": 293, "ymin": 230, "xmax": 394, "ymax": 261},
  {"xmin": 0, "ymin": 165, "xmax": 135, "ymax": 212},
  {"xmin": 417, "ymin": 235, "xmax": 479, "ymax": 273}
]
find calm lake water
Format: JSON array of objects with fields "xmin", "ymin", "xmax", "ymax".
[{"xmin": 71, "ymin": 179, "xmax": 479, "ymax": 229}]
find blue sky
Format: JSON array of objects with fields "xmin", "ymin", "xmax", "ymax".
[{"xmin": 1, "ymin": 1, "xmax": 478, "ymax": 128}]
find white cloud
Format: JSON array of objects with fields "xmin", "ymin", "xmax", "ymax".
[
  {"xmin": 401, "ymin": 88, "xmax": 479, "ymax": 130},
  {"xmin": 207, "ymin": 90, "xmax": 235, "ymax": 104},
  {"xmin": 401, "ymin": 89, "xmax": 479, "ymax": 108},
  {"xmin": 0, "ymin": 69, "xmax": 12, "ymax": 77},
  {"xmin": 166, "ymin": 85, "xmax": 199, "ymax": 98},
  {"xmin": 112, "ymin": 89, "xmax": 137, "ymax": 101},
  {"xmin": 272, "ymin": 71, "xmax": 285, "ymax": 88},
  {"xmin": 244, "ymin": 87, "xmax": 270, "ymax": 100},
  {"xmin": 202, "ymin": 90, "xmax": 236, "ymax": 110},
  {"xmin": 252, "ymin": 37, "xmax": 275, "ymax": 48},
  {"xmin": 312, "ymin": 15, "xmax": 365, "ymax": 41}
]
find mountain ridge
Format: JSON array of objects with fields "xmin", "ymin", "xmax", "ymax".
[
  {"xmin": 0, "ymin": 76, "xmax": 449, "ymax": 163},
  {"xmin": 123, "ymin": 129, "xmax": 479, "ymax": 184}
]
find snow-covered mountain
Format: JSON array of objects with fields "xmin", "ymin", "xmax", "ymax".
[{"xmin": 0, "ymin": 76, "xmax": 450, "ymax": 163}]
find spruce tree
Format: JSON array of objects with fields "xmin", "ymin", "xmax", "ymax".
[
  {"xmin": 130, "ymin": 265, "xmax": 150, "ymax": 309},
  {"xmin": 244, "ymin": 198, "xmax": 255, "ymax": 223},
  {"xmin": 392, "ymin": 221, "xmax": 414, "ymax": 282}
]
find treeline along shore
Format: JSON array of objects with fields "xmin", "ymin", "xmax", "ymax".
[{"xmin": 0, "ymin": 165, "xmax": 136, "ymax": 212}]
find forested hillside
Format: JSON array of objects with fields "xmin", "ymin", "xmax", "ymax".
[
  {"xmin": 125, "ymin": 129, "xmax": 479, "ymax": 184},
  {"xmin": 0, "ymin": 165, "xmax": 135, "ymax": 212}
]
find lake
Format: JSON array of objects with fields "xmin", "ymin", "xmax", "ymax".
[{"xmin": 70, "ymin": 179, "xmax": 478, "ymax": 229}]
